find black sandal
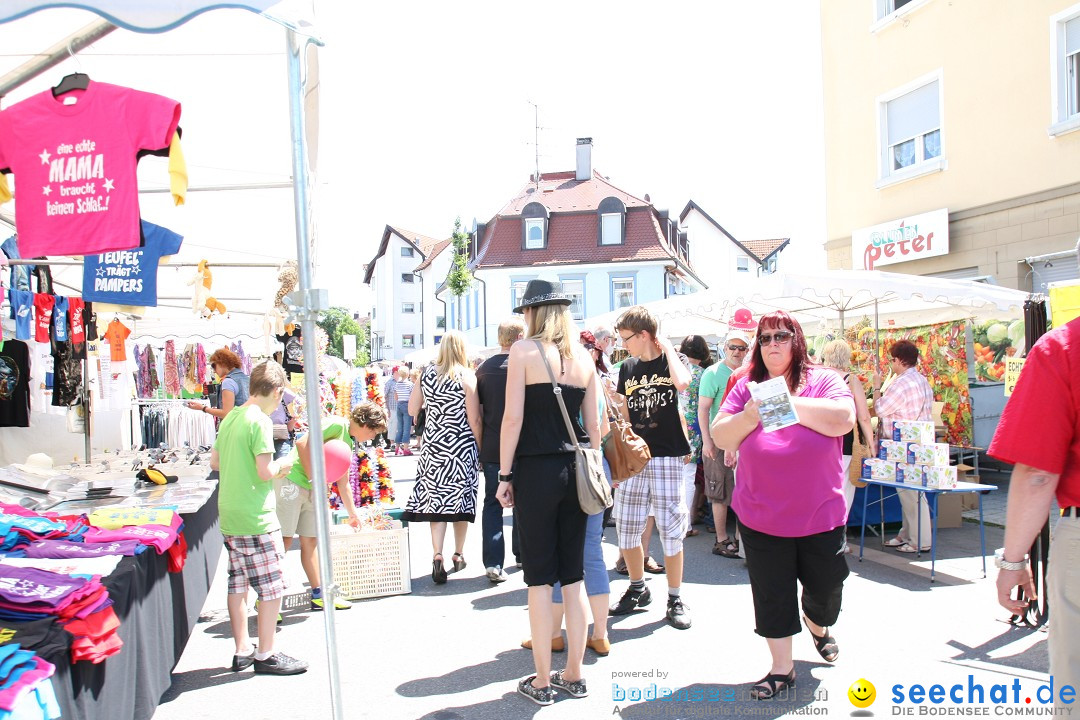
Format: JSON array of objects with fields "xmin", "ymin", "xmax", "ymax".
[
  {"xmin": 452, "ymin": 552, "xmax": 467, "ymax": 573},
  {"xmin": 712, "ymin": 537, "xmax": 740, "ymax": 558},
  {"xmin": 750, "ymin": 669, "xmax": 796, "ymax": 700},
  {"xmin": 803, "ymin": 616, "xmax": 838, "ymax": 662},
  {"xmin": 432, "ymin": 554, "xmax": 447, "ymax": 584}
]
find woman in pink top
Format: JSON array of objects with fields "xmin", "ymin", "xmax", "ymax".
[{"xmin": 712, "ymin": 310, "xmax": 855, "ymax": 700}]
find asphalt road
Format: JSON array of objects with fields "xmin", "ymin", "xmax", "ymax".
[{"xmin": 153, "ymin": 454, "xmax": 1050, "ymax": 720}]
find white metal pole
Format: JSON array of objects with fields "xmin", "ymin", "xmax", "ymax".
[{"xmin": 285, "ymin": 29, "xmax": 343, "ymax": 720}]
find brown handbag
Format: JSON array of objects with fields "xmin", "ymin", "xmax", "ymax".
[
  {"xmin": 602, "ymin": 383, "xmax": 651, "ymax": 482},
  {"xmin": 848, "ymin": 425, "xmax": 870, "ymax": 488}
]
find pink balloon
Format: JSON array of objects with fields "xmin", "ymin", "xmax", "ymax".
[{"xmin": 323, "ymin": 439, "xmax": 352, "ymax": 484}]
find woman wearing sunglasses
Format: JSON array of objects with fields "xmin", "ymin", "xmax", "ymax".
[{"xmin": 710, "ymin": 310, "xmax": 855, "ymax": 700}]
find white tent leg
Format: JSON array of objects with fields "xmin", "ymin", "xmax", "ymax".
[{"xmin": 285, "ymin": 29, "xmax": 343, "ymax": 720}]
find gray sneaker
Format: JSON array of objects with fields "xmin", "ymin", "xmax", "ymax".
[
  {"xmin": 550, "ymin": 670, "xmax": 588, "ymax": 698},
  {"xmin": 517, "ymin": 676, "xmax": 555, "ymax": 706},
  {"xmin": 485, "ymin": 567, "xmax": 508, "ymax": 583},
  {"xmin": 253, "ymin": 652, "xmax": 309, "ymax": 676}
]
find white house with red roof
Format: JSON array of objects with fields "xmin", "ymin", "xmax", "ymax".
[
  {"xmin": 437, "ymin": 138, "xmax": 706, "ymax": 347},
  {"xmin": 363, "ymin": 225, "xmax": 452, "ymax": 361},
  {"xmin": 679, "ymin": 200, "xmax": 790, "ymax": 287}
]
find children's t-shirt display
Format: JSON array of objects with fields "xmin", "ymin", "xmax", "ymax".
[
  {"xmin": 51, "ymin": 296, "xmax": 69, "ymax": 342},
  {"xmin": 8, "ymin": 290, "xmax": 32, "ymax": 341},
  {"xmin": 82, "ymin": 220, "xmax": 183, "ymax": 306},
  {"xmin": 0, "ymin": 81, "xmax": 181, "ymax": 257},
  {"xmin": 67, "ymin": 297, "xmax": 85, "ymax": 344},
  {"xmin": 103, "ymin": 319, "xmax": 130, "ymax": 362},
  {"xmin": 32, "ymin": 294, "xmax": 53, "ymax": 343},
  {"xmin": 0, "ymin": 340, "xmax": 31, "ymax": 427}
]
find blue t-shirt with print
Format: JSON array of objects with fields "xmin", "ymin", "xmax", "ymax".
[
  {"xmin": 8, "ymin": 290, "xmax": 32, "ymax": 341},
  {"xmin": 52, "ymin": 296, "xmax": 69, "ymax": 342},
  {"xmin": 82, "ymin": 220, "xmax": 183, "ymax": 307}
]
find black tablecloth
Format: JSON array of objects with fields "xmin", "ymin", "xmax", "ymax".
[{"xmin": 47, "ymin": 487, "xmax": 222, "ymax": 720}]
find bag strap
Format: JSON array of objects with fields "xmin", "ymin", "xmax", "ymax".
[{"xmin": 534, "ymin": 340, "xmax": 583, "ymax": 452}]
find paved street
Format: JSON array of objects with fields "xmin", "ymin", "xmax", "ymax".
[{"xmin": 154, "ymin": 455, "xmax": 1051, "ymax": 720}]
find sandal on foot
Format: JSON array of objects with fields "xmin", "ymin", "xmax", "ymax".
[
  {"xmin": 517, "ymin": 676, "xmax": 555, "ymax": 706},
  {"xmin": 884, "ymin": 536, "xmax": 906, "ymax": 547},
  {"xmin": 896, "ymin": 543, "xmax": 931, "ymax": 554},
  {"xmin": 643, "ymin": 557, "xmax": 665, "ymax": 574},
  {"xmin": 614, "ymin": 557, "xmax": 628, "ymax": 575},
  {"xmin": 803, "ymin": 616, "xmax": 839, "ymax": 662},
  {"xmin": 451, "ymin": 552, "xmax": 467, "ymax": 573},
  {"xmin": 712, "ymin": 537, "xmax": 740, "ymax": 558},
  {"xmin": 750, "ymin": 669, "xmax": 796, "ymax": 700},
  {"xmin": 432, "ymin": 554, "xmax": 447, "ymax": 584}
]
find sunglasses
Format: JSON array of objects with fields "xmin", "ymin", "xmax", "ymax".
[
  {"xmin": 758, "ymin": 331, "xmax": 794, "ymax": 346},
  {"xmin": 726, "ymin": 344, "xmax": 749, "ymax": 352}
]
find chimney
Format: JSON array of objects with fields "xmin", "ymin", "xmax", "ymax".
[{"xmin": 575, "ymin": 137, "xmax": 593, "ymax": 181}]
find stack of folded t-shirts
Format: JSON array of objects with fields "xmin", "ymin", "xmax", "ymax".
[
  {"xmin": 0, "ymin": 644, "xmax": 60, "ymax": 720},
  {"xmin": 21, "ymin": 538, "xmax": 147, "ymax": 559},
  {"xmin": 0, "ymin": 515, "xmax": 88, "ymax": 555},
  {"xmin": 84, "ymin": 508, "xmax": 187, "ymax": 572},
  {"xmin": 0, "ymin": 566, "xmax": 122, "ymax": 664}
]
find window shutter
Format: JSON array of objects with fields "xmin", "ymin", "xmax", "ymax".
[
  {"xmin": 1067, "ymin": 16, "xmax": 1080, "ymax": 56},
  {"xmin": 887, "ymin": 81, "xmax": 939, "ymax": 145}
]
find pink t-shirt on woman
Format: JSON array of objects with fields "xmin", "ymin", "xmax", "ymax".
[{"xmin": 719, "ymin": 365, "xmax": 853, "ymax": 538}]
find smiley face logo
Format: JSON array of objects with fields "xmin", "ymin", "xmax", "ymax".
[{"xmin": 848, "ymin": 679, "xmax": 876, "ymax": 708}]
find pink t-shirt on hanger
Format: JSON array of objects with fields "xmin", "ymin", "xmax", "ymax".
[{"xmin": 0, "ymin": 81, "xmax": 181, "ymax": 257}]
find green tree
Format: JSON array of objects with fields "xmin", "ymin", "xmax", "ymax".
[
  {"xmin": 446, "ymin": 216, "xmax": 473, "ymax": 330},
  {"xmin": 317, "ymin": 307, "xmax": 369, "ymax": 367}
]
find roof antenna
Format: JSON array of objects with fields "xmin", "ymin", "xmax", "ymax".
[{"xmin": 527, "ymin": 100, "xmax": 540, "ymax": 189}]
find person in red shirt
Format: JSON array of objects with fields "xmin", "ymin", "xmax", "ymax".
[{"xmin": 989, "ymin": 304, "xmax": 1080, "ymax": 711}]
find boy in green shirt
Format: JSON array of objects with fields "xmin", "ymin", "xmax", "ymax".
[
  {"xmin": 211, "ymin": 360, "xmax": 308, "ymax": 676},
  {"xmin": 275, "ymin": 402, "xmax": 388, "ymax": 611}
]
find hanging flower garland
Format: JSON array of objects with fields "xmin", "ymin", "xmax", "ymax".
[{"xmin": 348, "ymin": 446, "xmax": 394, "ymax": 508}]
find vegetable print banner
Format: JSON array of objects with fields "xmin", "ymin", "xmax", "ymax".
[
  {"xmin": 811, "ymin": 319, "xmax": 973, "ymax": 446},
  {"xmin": 971, "ymin": 318, "xmax": 1025, "ymax": 382}
]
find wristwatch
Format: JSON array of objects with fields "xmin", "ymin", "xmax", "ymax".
[{"xmin": 994, "ymin": 548, "xmax": 1029, "ymax": 571}]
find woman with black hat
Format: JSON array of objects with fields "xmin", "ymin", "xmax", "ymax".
[{"xmin": 497, "ymin": 279, "xmax": 602, "ymax": 706}]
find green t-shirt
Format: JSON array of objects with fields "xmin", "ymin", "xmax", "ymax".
[
  {"xmin": 285, "ymin": 416, "xmax": 351, "ymax": 490},
  {"xmin": 699, "ymin": 362, "xmax": 735, "ymax": 424},
  {"xmin": 214, "ymin": 404, "xmax": 278, "ymax": 536}
]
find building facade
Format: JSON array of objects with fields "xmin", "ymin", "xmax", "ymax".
[
  {"xmin": 821, "ymin": 0, "xmax": 1080, "ymax": 291},
  {"xmin": 363, "ymin": 226, "xmax": 451, "ymax": 361},
  {"xmin": 680, "ymin": 200, "xmax": 789, "ymax": 288},
  {"xmin": 437, "ymin": 138, "xmax": 707, "ymax": 347}
]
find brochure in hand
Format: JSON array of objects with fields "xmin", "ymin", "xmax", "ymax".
[{"xmin": 748, "ymin": 376, "xmax": 800, "ymax": 433}]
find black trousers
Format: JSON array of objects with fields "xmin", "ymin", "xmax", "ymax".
[{"xmin": 739, "ymin": 521, "xmax": 849, "ymax": 639}]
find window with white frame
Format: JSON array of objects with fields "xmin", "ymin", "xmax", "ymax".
[
  {"xmin": 401, "ymin": 273, "xmax": 415, "ymax": 283},
  {"xmin": 612, "ymin": 277, "xmax": 635, "ymax": 310},
  {"xmin": 1052, "ymin": 9, "xmax": 1080, "ymax": 128},
  {"xmin": 402, "ymin": 335, "xmax": 415, "ymax": 348},
  {"xmin": 400, "ymin": 246, "xmax": 414, "ymax": 257},
  {"xmin": 524, "ymin": 218, "xmax": 545, "ymax": 249},
  {"xmin": 881, "ymin": 78, "xmax": 941, "ymax": 177},
  {"xmin": 600, "ymin": 213, "xmax": 623, "ymax": 245},
  {"xmin": 402, "ymin": 302, "xmax": 415, "ymax": 314},
  {"xmin": 875, "ymin": 0, "xmax": 915, "ymax": 21},
  {"xmin": 736, "ymin": 256, "xmax": 750, "ymax": 273},
  {"xmin": 561, "ymin": 279, "xmax": 585, "ymax": 320},
  {"xmin": 511, "ymin": 280, "xmax": 530, "ymax": 312}
]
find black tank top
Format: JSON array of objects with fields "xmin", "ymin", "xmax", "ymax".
[{"xmin": 516, "ymin": 383, "xmax": 588, "ymax": 456}]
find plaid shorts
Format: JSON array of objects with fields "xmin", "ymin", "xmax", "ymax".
[
  {"xmin": 613, "ymin": 455, "xmax": 688, "ymax": 557},
  {"xmin": 225, "ymin": 531, "xmax": 286, "ymax": 600}
]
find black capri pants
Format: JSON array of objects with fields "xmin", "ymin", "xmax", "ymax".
[
  {"xmin": 739, "ymin": 521, "xmax": 849, "ymax": 639},
  {"xmin": 512, "ymin": 453, "xmax": 588, "ymax": 587}
]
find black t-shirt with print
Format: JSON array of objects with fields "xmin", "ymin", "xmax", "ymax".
[
  {"xmin": 0, "ymin": 340, "xmax": 31, "ymax": 427},
  {"xmin": 275, "ymin": 328, "xmax": 303, "ymax": 374},
  {"xmin": 617, "ymin": 353, "xmax": 690, "ymax": 458}
]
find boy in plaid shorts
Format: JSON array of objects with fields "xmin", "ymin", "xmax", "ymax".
[
  {"xmin": 211, "ymin": 360, "xmax": 308, "ymax": 676},
  {"xmin": 610, "ymin": 306, "xmax": 694, "ymax": 630}
]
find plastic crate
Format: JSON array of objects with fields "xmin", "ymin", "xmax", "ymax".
[{"xmin": 329, "ymin": 522, "xmax": 411, "ymax": 600}]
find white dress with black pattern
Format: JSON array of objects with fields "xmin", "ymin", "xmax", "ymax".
[{"xmin": 402, "ymin": 365, "xmax": 479, "ymax": 522}]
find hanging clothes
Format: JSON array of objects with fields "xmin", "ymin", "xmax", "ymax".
[
  {"xmin": 163, "ymin": 340, "xmax": 180, "ymax": 398},
  {"xmin": 196, "ymin": 344, "xmax": 207, "ymax": 385},
  {"xmin": 144, "ymin": 346, "xmax": 160, "ymax": 397},
  {"xmin": 50, "ymin": 340, "xmax": 82, "ymax": 407}
]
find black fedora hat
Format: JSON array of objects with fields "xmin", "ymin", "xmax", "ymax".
[{"xmin": 513, "ymin": 279, "xmax": 572, "ymax": 314}]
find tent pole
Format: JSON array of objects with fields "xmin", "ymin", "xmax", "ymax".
[
  {"xmin": 874, "ymin": 299, "xmax": 880, "ymax": 373},
  {"xmin": 0, "ymin": 20, "xmax": 116, "ymax": 100},
  {"xmin": 285, "ymin": 29, "xmax": 343, "ymax": 720}
]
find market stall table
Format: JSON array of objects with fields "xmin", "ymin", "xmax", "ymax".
[{"xmin": 857, "ymin": 478, "xmax": 997, "ymax": 583}]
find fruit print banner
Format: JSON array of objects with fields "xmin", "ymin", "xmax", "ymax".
[{"xmin": 971, "ymin": 318, "xmax": 1025, "ymax": 383}]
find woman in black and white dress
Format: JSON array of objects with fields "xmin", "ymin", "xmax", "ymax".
[{"xmin": 403, "ymin": 330, "xmax": 481, "ymax": 584}]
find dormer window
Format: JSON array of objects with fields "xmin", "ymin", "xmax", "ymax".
[
  {"xmin": 521, "ymin": 202, "xmax": 549, "ymax": 250},
  {"xmin": 598, "ymin": 197, "xmax": 626, "ymax": 245}
]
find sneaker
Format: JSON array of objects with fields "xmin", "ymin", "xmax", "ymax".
[
  {"xmin": 253, "ymin": 652, "xmax": 309, "ymax": 676},
  {"xmin": 610, "ymin": 585, "xmax": 652, "ymax": 615},
  {"xmin": 311, "ymin": 596, "xmax": 353, "ymax": 611},
  {"xmin": 485, "ymin": 567, "xmax": 508, "ymax": 583},
  {"xmin": 230, "ymin": 647, "xmax": 256, "ymax": 672},
  {"xmin": 517, "ymin": 676, "xmax": 555, "ymax": 706},
  {"xmin": 666, "ymin": 596, "xmax": 691, "ymax": 629},
  {"xmin": 550, "ymin": 669, "xmax": 589, "ymax": 698}
]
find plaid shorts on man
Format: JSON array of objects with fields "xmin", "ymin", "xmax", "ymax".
[
  {"xmin": 613, "ymin": 456, "xmax": 689, "ymax": 557},
  {"xmin": 225, "ymin": 531, "xmax": 286, "ymax": 599}
]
